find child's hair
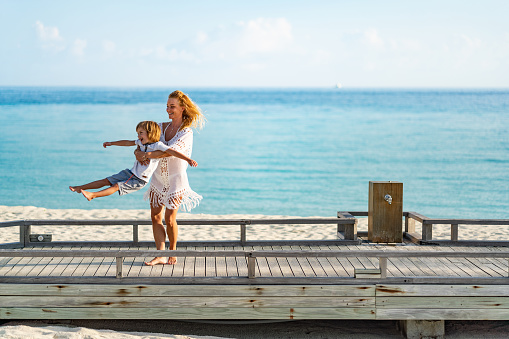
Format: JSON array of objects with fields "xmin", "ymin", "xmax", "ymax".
[
  {"xmin": 136, "ymin": 121, "xmax": 161, "ymax": 143},
  {"xmin": 169, "ymin": 90, "xmax": 206, "ymax": 131}
]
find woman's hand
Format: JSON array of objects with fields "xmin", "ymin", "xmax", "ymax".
[{"xmin": 134, "ymin": 146, "xmax": 150, "ymax": 166}]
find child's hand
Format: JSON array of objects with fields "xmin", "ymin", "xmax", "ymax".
[
  {"xmin": 103, "ymin": 142, "xmax": 112, "ymax": 148},
  {"xmin": 188, "ymin": 159, "xmax": 198, "ymax": 167}
]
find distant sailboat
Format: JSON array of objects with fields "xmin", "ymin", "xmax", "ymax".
[{"xmin": 335, "ymin": 83, "xmax": 342, "ymax": 89}]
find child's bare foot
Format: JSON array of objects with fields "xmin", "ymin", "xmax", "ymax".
[
  {"xmin": 168, "ymin": 257, "xmax": 178, "ymax": 265},
  {"xmin": 69, "ymin": 186, "xmax": 82, "ymax": 193},
  {"xmin": 81, "ymin": 190, "xmax": 94, "ymax": 201},
  {"xmin": 144, "ymin": 257, "xmax": 167, "ymax": 266}
]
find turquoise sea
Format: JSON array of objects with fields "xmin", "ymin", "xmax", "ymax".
[{"xmin": 0, "ymin": 87, "xmax": 507, "ymax": 218}]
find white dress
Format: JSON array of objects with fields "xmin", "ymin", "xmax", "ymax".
[{"xmin": 144, "ymin": 122, "xmax": 202, "ymax": 211}]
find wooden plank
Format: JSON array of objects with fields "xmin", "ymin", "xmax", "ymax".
[
  {"xmin": 377, "ymin": 296, "xmax": 509, "ymax": 309},
  {"xmin": 326, "ymin": 245, "xmax": 355, "ymax": 277},
  {"xmin": 194, "ymin": 246, "xmax": 206, "ymax": 277},
  {"xmin": 236, "ymin": 251, "xmax": 248, "ymax": 278},
  {"xmin": 0, "ymin": 296, "xmax": 375, "ymax": 308},
  {"xmin": 214, "ymin": 246, "xmax": 228, "ymax": 277},
  {"xmin": 0, "ymin": 253, "xmax": 28, "ymax": 276},
  {"xmin": 376, "ymin": 285, "xmax": 509, "ymax": 296},
  {"xmin": 292, "ymin": 245, "xmax": 318, "ymax": 277},
  {"xmin": 375, "ymin": 308, "xmax": 509, "ymax": 320},
  {"xmin": 20, "ymin": 247, "xmax": 52, "ymax": 277},
  {"xmin": 0, "ymin": 284, "xmax": 376, "ymax": 297},
  {"xmin": 252, "ymin": 246, "xmax": 270, "ymax": 278},
  {"xmin": 59, "ymin": 246, "xmax": 88, "ymax": 277},
  {"xmin": 281, "ymin": 245, "xmax": 304, "ymax": 277},
  {"xmin": 205, "ymin": 248, "xmax": 216, "ymax": 277},
  {"xmin": 0, "ymin": 307, "xmax": 376, "ymax": 320},
  {"xmin": 126, "ymin": 246, "xmax": 150, "ymax": 278},
  {"xmin": 225, "ymin": 246, "xmax": 238, "ymax": 277},
  {"xmin": 261, "ymin": 245, "xmax": 283, "ymax": 277},
  {"xmin": 10, "ymin": 248, "xmax": 44, "ymax": 277},
  {"xmin": 309, "ymin": 245, "xmax": 337, "ymax": 277},
  {"xmin": 272, "ymin": 245, "xmax": 294, "ymax": 278}
]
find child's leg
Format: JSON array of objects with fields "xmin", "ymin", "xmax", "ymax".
[
  {"xmin": 70, "ymin": 178, "xmax": 111, "ymax": 193},
  {"xmin": 81, "ymin": 184, "xmax": 119, "ymax": 201}
]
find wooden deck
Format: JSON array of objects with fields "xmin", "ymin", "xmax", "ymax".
[
  {"xmin": 0, "ymin": 243, "xmax": 508, "ymax": 282},
  {"xmin": 0, "ymin": 217, "xmax": 508, "ymax": 325}
]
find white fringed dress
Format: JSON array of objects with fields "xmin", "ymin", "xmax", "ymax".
[{"xmin": 144, "ymin": 122, "xmax": 202, "ymax": 211}]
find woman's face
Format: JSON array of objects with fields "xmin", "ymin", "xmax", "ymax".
[{"xmin": 166, "ymin": 98, "xmax": 184, "ymax": 120}]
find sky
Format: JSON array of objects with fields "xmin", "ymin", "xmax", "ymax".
[{"xmin": 1, "ymin": 0, "xmax": 508, "ymax": 88}]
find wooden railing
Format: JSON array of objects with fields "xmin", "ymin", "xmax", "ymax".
[
  {"xmin": 2, "ymin": 212, "xmax": 508, "ymax": 248},
  {"xmin": 404, "ymin": 212, "xmax": 509, "ymax": 246},
  {"xmin": 0, "ymin": 217, "xmax": 360, "ymax": 248}
]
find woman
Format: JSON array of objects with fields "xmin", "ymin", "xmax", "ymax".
[{"xmin": 135, "ymin": 90, "xmax": 205, "ymax": 265}]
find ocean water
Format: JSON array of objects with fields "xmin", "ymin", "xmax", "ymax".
[{"xmin": 0, "ymin": 87, "xmax": 507, "ymax": 218}]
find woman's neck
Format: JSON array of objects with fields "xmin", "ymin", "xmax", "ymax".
[{"xmin": 171, "ymin": 118, "xmax": 183, "ymax": 127}]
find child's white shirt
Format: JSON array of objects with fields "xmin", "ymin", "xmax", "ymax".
[{"xmin": 131, "ymin": 140, "xmax": 170, "ymax": 181}]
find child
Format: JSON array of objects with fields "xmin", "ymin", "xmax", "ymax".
[{"xmin": 69, "ymin": 121, "xmax": 197, "ymax": 201}]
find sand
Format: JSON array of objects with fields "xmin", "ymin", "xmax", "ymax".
[{"xmin": 0, "ymin": 205, "xmax": 508, "ymax": 338}]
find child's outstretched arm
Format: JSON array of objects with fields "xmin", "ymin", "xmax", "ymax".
[
  {"xmin": 103, "ymin": 140, "xmax": 136, "ymax": 148},
  {"xmin": 146, "ymin": 149, "xmax": 198, "ymax": 167}
]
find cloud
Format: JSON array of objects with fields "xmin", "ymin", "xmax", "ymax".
[
  {"xmin": 237, "ymin": 18, "xmax": 293, "ymax": 55},
  {"xmin": 72, "ymin": 39, "xmax": 87, "ymax": 56},
  {"xmin": 364, "ymin": 28, "xmax": 384, "ymax": 48},
  {"xmin": 150, "ymin": 46, "xmax": 200, "ymax": 62},
  {"xmin": 35, "ymin": 20, "xmax": 63, "ymax": 42},
  {"xmin": 459, "ymin": 34, "xmax": 481, "ymax": 50},
  {"xmin": 103, "ymin": 40, "xmax": 116, "ymax": 54},
  {"xmin": 35, "ymin": 20, "xmax": 65, "ymax": 52}
]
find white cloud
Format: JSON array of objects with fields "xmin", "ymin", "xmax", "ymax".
[
  {"xmin": 103, "ymin": 40, "xmax": 116, "ymax": 54},
  {"xmin": 237, "ymin": 18, "xmax": 293, "ymax": 55},
  {"xmin": 35, "ymin": 20, "xmax": 63, "ymax": 42},
  {"xmin": 241, "ymin": 63, "xmax": 267, "ymax": 72},
  {"xmin": 153, "ymin": 46, "xmax": 200, "ymax": 62},
  {"xmin": 35, "ymin": 20, "xmax": 65, "ymax": 52},
  {"xmin": 72, "ymin": 39, "xmax": 87, "ymax": 56},
  {"xmin": 196, "ymin": 31, "xmax": 208, "ymax": 44},
  {"xmin": 460, "ymin": 34, "xmax": 481, "ymax": 49},
  {"xmin": 364, "ymin": 28, "xmax": 384, "ymax": 48}
]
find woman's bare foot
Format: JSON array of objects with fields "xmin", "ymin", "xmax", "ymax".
[
  {"xmin": 81, "ymin": 190, "xmax": 94, "ymax": 201},
  {"xmin": 144, "ymin": 257, "xmax": 167, "ymax": 266},
  {"xmin": 168, "ymin": 257, "xmax": 178, "ymax": 265},
  {"xmin": 69, "ymin": 186, "xmax": 82, "ymax": 193}
]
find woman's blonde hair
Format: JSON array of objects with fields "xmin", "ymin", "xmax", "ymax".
[
  {"xmin": 169, "ymin": 90, "xmax": 206, "ymax": 130},
  {"xmin": 136, "ymin": 121, "xmax": 161, "ymax": 143}
]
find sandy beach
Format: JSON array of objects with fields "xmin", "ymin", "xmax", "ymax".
[{"xmin": 0, "ymin": 205, "xmax": 508, "ymax": 338}]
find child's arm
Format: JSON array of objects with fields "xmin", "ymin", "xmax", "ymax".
[
  {"xmin": 146, "ymin": 149, "xmax": 198, "ymax": 167},
  {"xmin": 103, "ymin": 140, "xmax": 136, "ymax": 148}
]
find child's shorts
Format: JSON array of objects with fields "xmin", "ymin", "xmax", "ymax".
[{"xmin": 106, "ymin": 169, "xmax": 148, "ymax": 196}]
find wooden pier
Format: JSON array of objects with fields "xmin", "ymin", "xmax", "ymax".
[{"xmin": 0, "ymin": 214, "xmax": 508, "ymax": 338}]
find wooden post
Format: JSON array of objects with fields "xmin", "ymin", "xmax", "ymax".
[
  {"xmin": 405, "ymin": 216, "xmax": 415, "ymax": 233},
  {"xmin": 133, "ymin": 224, "xmax": 139, "ymax": 246},
  {"xmin": 20, "ymin": 223, "xmax": 31, "ymax": 248},
  {"xmin": 451, "ymin": 224, "xmax": 458, "ymax": 241},
  {"xmin": 379, "ymin": 257, "xmax": 387, "ymax": 279},
  {"xmin": 247, "ymin": 256, "xmax": 256, "ymax": 278},
  {"xmin": 240, "ymin": 223, "xmax": 247, "ymax": 245},
  {"xmin": 368, "ymin": 181, "xmax": 403, "ymax": 243},
  {"xmin": 116, "ymin": 257, "xmax": 123, "ymax": 278},
  {"xmin": 422, "ymin": 223, "xmax": 433, "ymax": 241}
]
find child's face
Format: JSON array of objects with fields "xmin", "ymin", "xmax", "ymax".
[{"xmin": 137, "ymin": 128, "xmax": 150, "ymax": 144}]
